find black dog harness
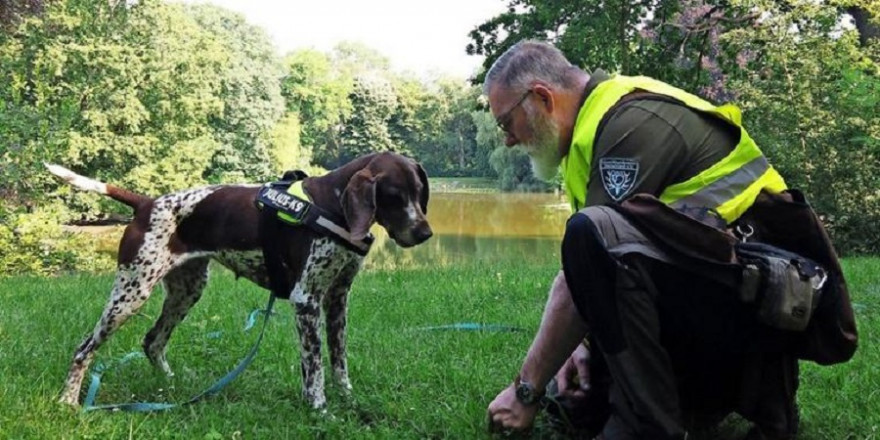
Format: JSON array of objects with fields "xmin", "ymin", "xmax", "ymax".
[
  {"xmin": 255, "ymin": 172, "xmax": 374, "ymax": 299},
  {"xmin": 255, "ymin": 173, "xmax": 374, "ymax": 256}
]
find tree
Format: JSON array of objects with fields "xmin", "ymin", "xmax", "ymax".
[
  {"xmin": 0, "ymin": 0, "xmax": 44, "ymax": 31},
  {"xmin": 723, "ymin": 0, "xmax": 880, "ymax": 254},
  {"xmin": 281, "ymin": 49, "xmax": 352, "ymax": 166},
  {"xmin": 838, "ymin": 1, "xmax": 880, "ymax": 48},
  {"xmin": 388, "ymin": 75, "xmax": 433, "ymax": 164},
  {"xmin": 466, "ymin": 0, "xmax": 879, "ymax": 252},
  {"xmin": 467, "ymin": 0, "xmax": 678, "ymax": 78},
  {"xmin": 325, "ymin": 73, "xmax": 400, "ymax": 169},
  {"xmin": 293, "ymin": 43, "xmax": 406, "ymax": 169},
  {"xmin": 186, "ymin": 3, "xmax": 286, "ymax": 183},
  {"xmin": 0, "ymin": 0, "xmax": 228, "ymax": 215},
  {"xmin": 473, "ymin": 109, "xmax": 551, "ymax": 190},
  {"xmin": 401, "ymin": 77, "xmax": 485, "ymax": 177}
]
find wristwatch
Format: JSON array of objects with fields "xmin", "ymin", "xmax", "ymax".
[{"xmin": 514, "ymin": 374, "xmax": 545, "ymax": 406}]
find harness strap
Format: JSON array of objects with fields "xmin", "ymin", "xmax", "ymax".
[
  {"xmin": 259, "ymin": 200, "xmax": 293, "ymax": 299},
  {"xmin": 256, "ymin": 180, "xmax": 373, "ymax": 256}
]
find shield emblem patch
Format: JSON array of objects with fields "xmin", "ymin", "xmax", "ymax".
[{"xmin": 599, "ymin": 158, "xmax": 639, "ymax": 201}]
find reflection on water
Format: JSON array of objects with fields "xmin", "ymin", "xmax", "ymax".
[
  {"xmin": 79, "ymin": 192, "xmax": 574, "ymax": 271},
  {"xmin": 365, "ymin": 192, "xmax": 572, "ymax": 270}
]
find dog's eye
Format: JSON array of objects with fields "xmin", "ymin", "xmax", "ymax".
[{"xmin": 377, "ymin": 188, "xmax": 405, "ymax": 207}]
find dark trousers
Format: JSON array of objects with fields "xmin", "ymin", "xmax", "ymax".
[{"xmin": 561, "ymin": 208, "xmax": 799, "ymax": 440}]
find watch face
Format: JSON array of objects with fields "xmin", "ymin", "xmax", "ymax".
[{"xmin": 516, "ymin": 383, "xmax": 536, "ymax": 404}]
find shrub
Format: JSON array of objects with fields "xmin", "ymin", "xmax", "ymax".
[{"xmin": 0, "ymin": 205, "xmax": 114, "ymax": 277}]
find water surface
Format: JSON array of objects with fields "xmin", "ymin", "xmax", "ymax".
[
  {"xmin": 365, "ymin": 192, "xmax": 571, "ymax": 270},
  {"xmin": 79, "ymin": 192, "xmax": 573, "ymax": 270}
]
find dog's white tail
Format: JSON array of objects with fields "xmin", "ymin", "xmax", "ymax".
[
  {"xmin": 44, "ymin": 163, "xmax": 108, "ymax": 194},
  {"xmin": 45, "ymin": 163, "xmax": 151, "ymax": 209}
]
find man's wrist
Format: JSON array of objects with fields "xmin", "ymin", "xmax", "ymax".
[{"xmin": 514, "ymin": 374, "xmax": 545, "ymax": 406}]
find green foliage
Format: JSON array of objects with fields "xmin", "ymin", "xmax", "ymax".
[
  {"xmin": 0, "ymin": 0, "xmax": 45, "ymax": 31},
  {"xmin": 488, "ymin": 145, "xmax": 554, "ymax": 191},
  {"xmin": 0, "ymin": 205, "xmax": 113, "ymax": 276},
  {"xmin": 186, "ymin": 4, "xmax": 286, "ymax": 183},
  {"xmin": 265, "ymin": 112, "xmax": 323, "ymax": 176},
  {"xmin": 281, "ymin": 44, "xmax": 495, "ymax": 177},
  {"xmin": 327, "ymin": 73, "xmax": 401, "ymax": 169},
  {"xmin": 281, "ymin": 49, "xmax": 352, "ymax": 160},
  {"xmin": 468, "ymin": 0, "xmax": 880, "ymax": 252},
  {"xmin": 467, "ymin": 0, "xmax": 686, "ymax": 80},
  {"xmin": 0, "ymin": 0, "xmax": 228, "ymax": 213},
  {"xmin": 402, "ymin": 78, "xmax": 489, "ymax": 177},
  {"xmin": 722, "ymin": 0, "xmax": 880, "ymax": 254},
  {"xmin": 285, "ymin": 43, "xmax": 405, "ymax": 169}
]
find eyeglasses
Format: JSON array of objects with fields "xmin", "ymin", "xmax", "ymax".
[{"xmin": 495, "ymin": 90, "xmax": 532, "ymax": 134}]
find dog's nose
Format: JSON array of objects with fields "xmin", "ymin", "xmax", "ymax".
[{"xmin": 414, "ymin": 226, "xmax": 433, "ymax": 243}]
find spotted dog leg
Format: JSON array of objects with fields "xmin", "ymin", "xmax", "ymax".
[
  {"xmin": 143, "ymin": 258, "xmax": 210, "ymax": 376},
  {"xmin": 292, "ymin": 292, "xmax": 324, "ymax": 409},
  {"xmin": 59, "ymin": 263, "xmax": 166, "ymax": 406},
  {"xmin": 323, "ymin": 265, "xmax": 360, "ymax": 393},
  {"xmin": 292, "ymin": 275, "xmax": 326, "ymax": 409},
  {"xmin": 291, "ymin": 238, "xmax": 345, "ymax": 409}
]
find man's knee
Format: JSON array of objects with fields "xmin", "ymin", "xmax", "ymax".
[
  {"xmin": 561, "ymin": 210, "xmax": 608, "ymax": 263},
  {"xmin": 561, "ymin": 210, "xmax": 625, "ymax": 350}
]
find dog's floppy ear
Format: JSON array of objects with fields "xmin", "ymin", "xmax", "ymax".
[
  {"xmin": 342, "ymin": 169, "xmax": 376, "ymax": 241},
  {"xmin": 415, "ymin": 162, "xmax": 429, "ymax": 214}
]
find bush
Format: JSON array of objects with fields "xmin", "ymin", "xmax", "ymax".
[
  {"xmin": 0, "ymin": 205, "xmax": 114, "ymax": 277},
  {"xmin": 488, "ymin": 146, "xmax": 556, "ymax": 192}
]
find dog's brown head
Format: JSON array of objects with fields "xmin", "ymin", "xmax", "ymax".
[{"xmin": 342, "ymin": 152, "xmax": 432, "ymax": 247}]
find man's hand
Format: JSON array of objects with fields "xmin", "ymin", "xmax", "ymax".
[
  {"xmin": 487, "ymin": 383, "xmax": 540, "ymax": 433},
  {"xmin": 554, "ymin": 342, "xmax": 590, "ymax": 399}
]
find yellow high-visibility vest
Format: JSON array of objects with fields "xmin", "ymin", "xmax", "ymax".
[{"xmin": 562, "ymin": 75, "xmax": 787, "ymax": 223}]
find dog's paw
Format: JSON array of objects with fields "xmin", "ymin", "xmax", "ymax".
[
  {"xmin": 58, "ymin": 394, "xmax": 81, "ymax": 407},
  {"xmin": 337, "ymin": 378, "xmax": 353, "ymax": 393}
]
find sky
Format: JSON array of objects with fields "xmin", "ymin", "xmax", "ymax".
[{"xmin": 185, "ymin": 0, "xmax": 509, "ymax": 78}]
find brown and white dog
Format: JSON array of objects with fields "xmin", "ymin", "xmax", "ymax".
[{"xmin": 47, "ymin": 152, "xmax": 432, "ymax": 409}]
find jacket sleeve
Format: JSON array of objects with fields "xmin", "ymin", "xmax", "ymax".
[
  {"xmin": 586, "ymin": 103, "xmax": 691, "ymax": 206},
  {"xmin": 586, "ymin": 99, "xmax": 737, "ymax": 207}
]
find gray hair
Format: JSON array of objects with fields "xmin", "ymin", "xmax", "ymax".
[{"xmin": 483, "ymin": 40, "xmax": 581, "ymax": 95}]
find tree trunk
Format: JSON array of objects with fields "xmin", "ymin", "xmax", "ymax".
[{"xmin": 847, "ymin": 6, "xmax": 879, "ymax": 47}]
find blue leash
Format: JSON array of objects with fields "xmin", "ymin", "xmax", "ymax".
[
  {"xmin": 411, "ymin": 322, "xmax": 525, "ymax": 332},
  {"xmin": 82, "ymin": 295, "xmax": 276, "ymax": 412},
  {"xmin": 82, "ymin": 296, "xmax": 519, "ymax": 412}
]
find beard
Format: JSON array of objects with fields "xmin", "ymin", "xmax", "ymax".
[{"xmin": 520, "ymin": 106, "xmax": 562, "ymax": 181}]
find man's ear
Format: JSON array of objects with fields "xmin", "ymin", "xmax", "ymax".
[
  {"xmin": 342, "ymin": 169, "xmax": 376, "ymax": 241},
  {"xmin": 531, "ymin": 83, "xmax": 555, "ymax": 113},
  {"xmin": 415, "ymin": 162, "xmax": 429, "ymax": 214}
]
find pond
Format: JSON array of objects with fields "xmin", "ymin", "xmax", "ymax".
[
  {"xmin": 365, "ymin": 192, "xmax": 571, "ymax": 270},
  {"xmin": 79, "ymin": 191, "xmax": 574, "ymax": 270}
]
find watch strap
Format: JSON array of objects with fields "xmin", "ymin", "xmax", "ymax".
[{"xmin": 514, "ymin": 374, "xmax": 545, "ymax": 406}]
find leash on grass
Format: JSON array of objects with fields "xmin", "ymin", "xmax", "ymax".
[
  {"xmin": 410, "ymin": 323, "xmax": 525, "ymax": 332},
  {"xmin": 82, "ymin": 295, "xmax": 276, "ymax": 412},
  {"xmin": 83, "ymin": 313, "xmax": 524, "ymax": 411}
]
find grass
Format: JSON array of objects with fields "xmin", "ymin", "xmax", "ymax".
[
  {"xmin": 0, "ymin": 255, "xmax": 878, "ymax": 439},
  {"xmin": 430, "ymin": 177, "xmax": 500, "ymax": 194}
]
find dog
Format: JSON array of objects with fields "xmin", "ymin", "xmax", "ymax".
[{"xmin": 47, "ymin": 152, "xmax": 433, "ymax": 409}]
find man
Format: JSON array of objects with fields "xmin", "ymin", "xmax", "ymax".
[{"xmin": 484, "ymin": 40, "xmax": 856, "ymax": 439}]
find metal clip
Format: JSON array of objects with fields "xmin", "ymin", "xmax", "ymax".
[
  {"xmin": 812, "ymin": 268, "xmax": 829, "ymax": 291},
  {"xmin": 735, "ymin": 224, "xmax": 754, "ymax": 243}
]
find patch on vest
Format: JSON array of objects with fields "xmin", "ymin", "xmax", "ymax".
[{"xmin": 599, "ymin": 157, "xmax": 639, "ymax": 201}]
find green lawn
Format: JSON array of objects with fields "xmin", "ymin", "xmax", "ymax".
[
  {"xmin": 0, "ymin": 256, "xmax": 877, "ymax": 439},
  {"xmin": 430, "ymin": 177, "xmax": 500, "ymax": 193}
]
